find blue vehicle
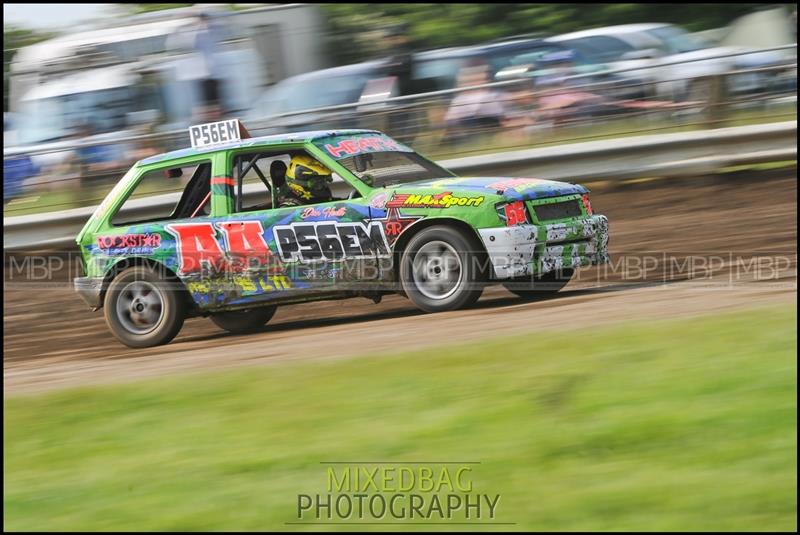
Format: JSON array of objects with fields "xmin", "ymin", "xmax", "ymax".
[{"xmin": 3, "ymin": 113, "xmax": 39, "ymax": 205}]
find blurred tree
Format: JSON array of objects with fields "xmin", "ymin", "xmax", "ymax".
[
  {"xmin": 128, "ymin": 4, "xmax": 194, "ymax": 15},
  {"xmin": 322, "ymin": 3, "xmax": 789, "ymax": 64},
  {"xmin": 3, "ymin": 24, "xmax": 56, "ymax": 112},
  {"xmin": 125, "ymin": 4, "xmax": 253, "ymax": 15},
  {"xmin": 113, "ymin": 3, "xmax": 793, "ymax": 67},
  {"xmin": 5, "ymin": 1, "xmax": 789, "ymax": 112}
]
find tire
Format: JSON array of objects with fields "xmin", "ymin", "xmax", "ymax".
[
  {"xmin": 209, "ymin": 306, "xmax": 277, "ymax": 334},
  {"xmin": 503, "ymin": 268, "xmax": 574, "ymax": 300},
  {"xmin": 104, "ymin": 265, "xmax": 186, "ymax": 348},
  {"xmin": 399, "ymin": 225, "xmax": 484, "ymax": 312}
]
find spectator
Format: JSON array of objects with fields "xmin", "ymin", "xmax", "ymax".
[
  {"xmin": 382, "ymin": 23, "xmax": 415, "ymax": 97},
  {"xmin": 168, "ymin": 11, "xmax": 226, "ymax": 122},
  {"xmin": 443, "ymin": 63, "xmax": 508, "ymax": 144},
  {"xmin": 535, "ymin": 50, "xmax": 604, "ymax": 126},
  {"xmin": 379, "ymin": 22, "xmax": 437, "ymax": 141}
]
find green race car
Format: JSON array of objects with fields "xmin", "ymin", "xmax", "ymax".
[{"xmin": 75, "ymin": 121, "xmax": 609, "ymax": 347}]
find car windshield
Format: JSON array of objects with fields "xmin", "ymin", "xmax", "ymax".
[
  {"xmin": 558, "ymin": 36, "xmax": 635, "ymax": 63},
  {"xmin": 644, "ymin": 25, "xmax": 707, "ymax": 54},
  {"xmin": 336, "ymin": 151, "xmax": 454, "ymax": 188},
  {"xmin": 255, "ymin": 72, "xmax": 373, "ymax": 117},
  {"xmin": 485, "ymin": 44, "xmax": 572, "ymax": 72},
  {"xmin": 412, "ymin": 57, "xmax": 468, "ymax": 90}
]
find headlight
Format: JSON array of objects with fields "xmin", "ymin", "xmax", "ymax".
[
  {"xmin": 581, "ymin": 194, "xmax": 593, "ymax": 215},
  {"xmin": 496, "ymin": 200, "xmax": 529, "ymax": 226}
]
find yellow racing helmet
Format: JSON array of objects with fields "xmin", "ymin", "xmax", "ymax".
[{"xmin": 285, "ymin": 155, "xmax": 333, "ymax": 200}]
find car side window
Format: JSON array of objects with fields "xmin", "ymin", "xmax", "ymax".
[
  {"xmin": 111, "ymin": 161, "xmax": 211, "ymax": 227},
  {"xmin": 232, "ymin": 152, "xmax": 284, "ymax": 213},
  {"xmin": 232, "ymin": 150, "xmax": 359, "ymax": 213}
]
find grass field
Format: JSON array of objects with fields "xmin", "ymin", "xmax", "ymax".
[{"xmin": 4, "ymin": 306, "xmax": 797, "ymax": 531}]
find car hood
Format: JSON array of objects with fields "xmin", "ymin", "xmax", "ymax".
[{"xmin": 393, "ymin": 176, "xmax": 588, "ymax": 200}]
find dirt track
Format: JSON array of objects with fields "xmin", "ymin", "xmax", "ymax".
[{"xmin": 4, "ymin": 172, "xmax": 797, "ymax": 395}]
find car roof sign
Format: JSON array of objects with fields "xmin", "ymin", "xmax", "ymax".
[{"xmin": 188, "ymin": 119, "xmax": 250, "ymax": 149}]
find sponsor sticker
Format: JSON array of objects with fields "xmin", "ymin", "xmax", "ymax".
[
  {"xmin": 318, "ymin": 134, "xmax": 411, "ymax": 159},
  {"xmin": 165, "ymin": 221, "xmax": 273, "ymax": 274},
  {"xmin": 95, "ymin": 233, "xmax": 162, "ymax": 255},
  {"xmin": 300, "ymin": 206, "xmax": 348, "ymax": 219},
  {"xmin": 386, "ymin": 192, "xmax": 484, "ymax": 209},
  {"xmin": 369, "ymin": 192, "xmax": 389, "ymax": 209}
]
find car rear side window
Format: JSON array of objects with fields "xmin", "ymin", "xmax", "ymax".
[{"xmin": 110, "ymin": 161, "xmax": 211, "ymax": 226}]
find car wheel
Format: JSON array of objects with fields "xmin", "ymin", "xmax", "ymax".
[
  {"xmin": 209, "ymin": 306, "xmax": 277, "ymax": 334},
  {"xmin": 399, "ymin": 225, "xmax": 484, "ymax": 312},
  {"xmin": 104, "ymin": 265, "xmax": 186, "ymax": 348},
  {"xmin": 503, "ymin": 269, "xmax": 574, "ymax": 300}
]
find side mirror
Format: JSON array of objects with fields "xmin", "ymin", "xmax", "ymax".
[{"xmin": 165, "ymin": 168, "xmax": 183, "ymax": 179}]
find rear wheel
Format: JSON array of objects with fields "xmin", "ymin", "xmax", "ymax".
[
  {"xmin": 104, "ymin": 266, "xmax": 186, "ymax": 348},
  {"xmin": 399, "ymin": 226, "xmax": 484, "ymax": 312},
  {"xmin": 210, "ymin": 306, "xmax": 277, "ymax": 334},
  {"xmin": 503, "ymin": 269, "xmax": 574, "ymax": 300}
]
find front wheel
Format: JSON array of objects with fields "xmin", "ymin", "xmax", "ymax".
[
  {"xmin": 104, "ymin": 266, "xmax": 186, "ymax": 348},
  {"xmin": 209, "ymin": 306, "xmax": 277, "ymax": 334},
  {"xmin": 399, "ymin": 226, "xmax": 484, "ymax": 312},
  {"xmin": 503, "ymin": 269, "xmax": 574, "ymax": 300}
]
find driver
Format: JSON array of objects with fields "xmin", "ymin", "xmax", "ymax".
[{"xmin": 278, "ymin": 155, "xmax": 334, "ymax": 207}]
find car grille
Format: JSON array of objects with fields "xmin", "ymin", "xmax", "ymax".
[{"xmin": 533, "ymin": 200, "xmax": 582, "ymax": 221}]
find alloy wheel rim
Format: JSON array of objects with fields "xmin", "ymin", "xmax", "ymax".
[
  {"xmin": 116, "ymin": 280, "xmax": 165, "ymax": 335},
  {"xmin": 412, "ymin": 240, "xmax": 463, "ymax": 300}
]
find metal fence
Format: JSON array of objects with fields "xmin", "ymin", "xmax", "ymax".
[
  {"xmin": 3, "ymin": 44, "xmax": 797, "ymax": 217},
  {"xmin": 4, "ymin": 120, "xmax": 795, "ymax": 251}
]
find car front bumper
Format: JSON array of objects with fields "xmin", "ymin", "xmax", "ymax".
[
  {"xmin": 477, "ymin": 215, "xmax": 609, "ymax": 280},
  {"xmin": 74, "ymin": 276, "xmax": 104, "ymax": 309}
]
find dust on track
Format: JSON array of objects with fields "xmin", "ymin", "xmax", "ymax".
[{"xmin": 4, "ymin": 173, "xmax": 797, "ymax": 395}]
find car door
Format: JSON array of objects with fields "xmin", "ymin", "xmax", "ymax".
[
  {"xmin": 267, "ymin": 197, "xmax": 387, "ymax": 293},
  {"xmin": 219, "ymin": 150, "xmax": 389, "ymax": 307}
]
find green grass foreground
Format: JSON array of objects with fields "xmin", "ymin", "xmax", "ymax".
[{"xmin": 4, "ymin": 306, "xmax": 797, "ymax": 531}]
